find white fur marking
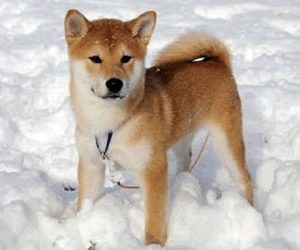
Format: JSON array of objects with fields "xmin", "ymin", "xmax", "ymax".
[
  {"xmin": 110, "ymin": 138, "xmax": 152, "ymax": 171},
  {"xmin": 71, "ymin": 60, "xmax": 107, "ymax": 97},
  {"xmin": 192, "ymin": 57, "xmax": 206, "ymax": 62},
  {"xmin": 80, "ymin": 199, "xmax": 93, "ymax": 213},
  {"xmin": 210, "ymin": 125, "xmax": 245, "ymax": 193},
  {"xmin": 128, "ymin": 59, "xmax": 145, "ymax": 91}
]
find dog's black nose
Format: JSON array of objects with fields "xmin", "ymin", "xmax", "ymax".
[{"xmin": 106, "ymin": 78, "xmax": 123, "ymax": 93}]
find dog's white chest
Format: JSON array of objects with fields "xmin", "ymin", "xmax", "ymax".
[{"xmin": 95, "ymin": 128, "xmax": 152, "ymax": 173}]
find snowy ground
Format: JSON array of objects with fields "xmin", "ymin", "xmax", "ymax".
[{"xmin": 1, "ymin": 0, "xmax": 300, "ymax": 249}]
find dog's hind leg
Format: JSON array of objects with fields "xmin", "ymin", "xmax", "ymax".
[
  {"xmin": 173, "ymin": 135, "xmax": 193, "ymax": 174},
  {"xmin": 209, "ymin": 116, "xmax": 253, "ymax": 205}
]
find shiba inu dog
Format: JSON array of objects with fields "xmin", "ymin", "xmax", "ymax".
[{"xmin": 64, "ymin": 9, "xmax": 253, "ymax": 246}]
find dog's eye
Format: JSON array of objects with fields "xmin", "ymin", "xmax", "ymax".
[
  {"xmin": 89, "ymin": 55, "xmax": 102, "ymax": 64},
  {"xmin": 121, "ymin": 55, "xmax": 132, "ymax": 64}
]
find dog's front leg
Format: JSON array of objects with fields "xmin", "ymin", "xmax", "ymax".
[
  {"xmin": 142, "ymin": 153, "xmax": 168, "ymax": 246},
  {"xmin": 77, "ymin": 156, "xmax": 105, "ymax": 211}
]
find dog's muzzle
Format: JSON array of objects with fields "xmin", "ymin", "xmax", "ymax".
[{"xmin": 91, "ymin": 87, "xmax": 125, "ymax": 100}]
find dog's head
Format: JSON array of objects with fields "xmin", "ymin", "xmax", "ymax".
[{"xmin": 64, "ymin": 10, "xmax": 156, "ymax": 101}]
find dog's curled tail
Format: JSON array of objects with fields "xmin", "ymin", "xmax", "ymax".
[{"xmin": 154, "ymin": 31, "xmax": 231, "ymax": 69}]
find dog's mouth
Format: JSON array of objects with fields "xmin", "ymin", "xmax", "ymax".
[
  {"xmin": 91, "ymin": 88, "xmax": 125, "ymax": 100},
  {"xmin": 102, "ymin": 94, "xmax": 125, "ymax": 100}
]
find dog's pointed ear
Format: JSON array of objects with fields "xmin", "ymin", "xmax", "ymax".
[
  {"xmin": 128, "ymin": 11, "xmax": 156, "ymax": 46},
  {"xmin": 64, "ymin": 9, "xmax": 91, "ymax": 42}
]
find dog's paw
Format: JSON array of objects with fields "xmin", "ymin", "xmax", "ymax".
[
  {"xmin": 60, "ymin": 206, "xmax": 76, "ymax": 220},
  {"xmin": 145, "ymin": 231, "xmax": 167, "ymax": 246}
]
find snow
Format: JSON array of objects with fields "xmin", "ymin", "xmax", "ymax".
[{"xmin": 0, "ymin": 0, "xmax": 300, "ymax": 249}]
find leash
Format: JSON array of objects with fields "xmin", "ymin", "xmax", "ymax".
[
  {"xmin": 188, "ymin": 134, "xmax": 210, "ymax": 173},
  {"xmin": 95, "ymin": 130, "xmax": 113, "ymax": 160},
  {"xmin": 95, "ymin": 131, "xmax": 210, "ymax": 189},
  {"xmin": 95, "ymin": 131, "xmax": 138, "ymax": 188}
]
